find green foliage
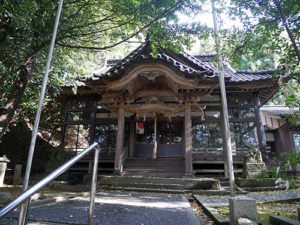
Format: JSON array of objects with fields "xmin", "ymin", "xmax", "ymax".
[
  {"xmin": 45, "ymin": 143, "xmax": 68, "ymax": 174},
  {"xmin": 0, "ymin": 0, "xmax": 210, "ymax": 137},
  {"xmin": 270, "ymin": 79, "xmax": 300, "ymax": 122},
  {"xmin": 264, "ymin": 152, "xmax": 300, "ymax": 189},
  {"xmin": 224, "ymin": 0, "xmax": 299, "ymax": 71},
  {"xmin": 281, "ymin": 152, "xmax": 300, "ymax": 169},
  {"xmin": 264, "ymin": 166, "xmax": 287, "ymax": 180},
  {"xmin": 0, "ymin": 120, "xmax": 53, "ymax": 174},
  {"xmin": 219, "ymin": 0, "xmax": 300, "ymax": 118}
]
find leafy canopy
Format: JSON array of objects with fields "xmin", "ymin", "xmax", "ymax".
[{"xmin": 0, "ymin": 0, "xmax": 210, "ymax": 137}]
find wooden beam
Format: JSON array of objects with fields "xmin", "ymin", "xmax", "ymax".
[{"xmin": 100, "ymin": 90, "xmax": 211, "ymax": 101}]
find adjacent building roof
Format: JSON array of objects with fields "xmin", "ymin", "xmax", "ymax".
[
  {"xmin": 261, "ymin": 105, "xmax": 299, "ymax": 115},
  {"xmin": 79, "ymin": 41, "xmax": 278, "ymax": 84}
]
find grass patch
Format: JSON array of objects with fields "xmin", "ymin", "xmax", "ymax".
[
  {"xmin": 257, "ymin": 201, "xmax": 299, "ymax": 225},
  {"xmin": 214, "ymin": 201, "xmax": 300, "ymax": 225}
]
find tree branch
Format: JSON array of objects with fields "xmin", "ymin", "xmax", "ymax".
[
  {"xmin": 57, "ymin": 0, "xmax": 184, "ymax": 50},
  {"xmin": 59, "ymin": 17, "xmax": 136, "ymax": 40},
  {"xmin": 273, "ymin": 0, "xmax": 300, "ymax": 62}
]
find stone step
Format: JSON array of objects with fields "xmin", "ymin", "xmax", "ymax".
[
  {"xmin": 103, "ymin": 186, "xmax": 186, "ymax": 194},
  {"xmin": 123, "ymin": 158, "xmax": 185, "ymax": 177},
  {"xmin": 122, "ymin": 171, "xmax": 184, "ymax": 178},
  {"xmin": 124, "ymin": 162, "xmax": 184, "ymax": 167},
  {"xmin": 125, "ymin": 159, "xmax": 184, "ymax": 162},
  {"xmin": 126, "ymin": 158, "xmax": 184, "ymax": 161},
  {"xmin": 102, "ymin": 182, "xmax": 185, "ymax": 190},
  {"xmin": 84, "ymin": 175, "xmax": 221, "ymax": 191},
  {"xmin": 123, "ymin": 167, "xmax": 184, "ymax": 170},
  {"xmin": 194, "ymin": 169, "xmax": 243, "ymax": 173},
  {"xmin": 125, "ymin": 159, "xmax": 184, "ymax": 164},
  {"xmin": 123, "ymin": 168, "xmax": 184, "ymax": 172},
  {"xmin": 124, "ymin": 163, "xmax": 184, "ymax": 167},
  {"xmin": 69, "ymin": 167, "xmax": 113, "ymax": 171},
  {"xmin": 98, "ymin": 175, "xmax": 191, "ymax": 185}
]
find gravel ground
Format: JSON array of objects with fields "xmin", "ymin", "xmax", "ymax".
[{"xmin": 1, "ymin": 192, "xmax": 202, "ymax": 225}]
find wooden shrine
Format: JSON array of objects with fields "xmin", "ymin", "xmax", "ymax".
[{"xmin": 60, "ymin": 41, "xmax": 279, "ymax": 177}]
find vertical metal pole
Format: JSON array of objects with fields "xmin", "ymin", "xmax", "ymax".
[
  {"xmin": 254, "ymin": 92, "xmax": 266, "ymax": 149},
  {"xmin": 153, "ymin": 116, "xmax": 157, "ymax": 159},
  {"xmin": 18, "ymin": 1, "xmax": 64, "ymax": 224},
  {"xmin": 18, "ymin": 198, "xmax": 31, "ymax": 225},
  {"xmin": 88, "ymin": 147, "xmax": 100, "ymax": 225},
  {"xmin": 220, "ymin": 104, "xmax": 229, "ymax": 179},
  {"xmin": 211, "ymin": 0, "xmax": 235, "ymax": 196}
]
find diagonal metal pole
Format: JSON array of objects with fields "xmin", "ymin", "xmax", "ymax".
[
  {"xmin": 18, "ymin": 0, "xmax": 64, "ymax": 224},
  {"xmin": 211, "ymin": 0, "xmax": 235, "ymax": 196}
]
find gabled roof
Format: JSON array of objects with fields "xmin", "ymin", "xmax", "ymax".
[
  {"xmin": 79, "ymin": 41, "xmax": 277, "ymax": 84},
  {"xmin": 185, "ymin": 52, "xmax": 276, "ymax": 83},
  {"xmin": 80, "ymin": 42, "xmax": 218, "ymax": 83}
]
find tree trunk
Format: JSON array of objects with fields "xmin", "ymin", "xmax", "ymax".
[
  {"xmin": 0, "ymin": 59, "xmax": 32, "ymax": 141},
  {"xmin": 274, "ymin": 0, "xmax": 300, "ymax": 63}
]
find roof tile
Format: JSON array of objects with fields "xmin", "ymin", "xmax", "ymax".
[{"xmin": 78, "ymin": 41, "xmax": 277, "ymax": 84}]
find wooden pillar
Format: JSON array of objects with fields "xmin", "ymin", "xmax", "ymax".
[
  {"xmin": 13, "ymin": 164, "xmax": 22, "ymax": 185},
  {"xmin": 129, "ymin": 119, "xmax": 135, "ymax": 158},
  {"xmin": 114, "ymin": 108, "xmax": 125, "ymax": 174},
  {"xmin": 61, "ymin": 96, "xmax": 69, "ymax": 144},
  {"xmin": 184, "ymin": 106, "xmax": 193, "ymax": 176},
  {"xmin": 254, "ymin": 92, "xmax": 266, "ymax": 150}
]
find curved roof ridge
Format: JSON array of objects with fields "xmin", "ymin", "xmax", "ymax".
[
  {"xmin": 194, "ymin": 53, "xmax": 217, "ymax": 57},
  {"xmin": 78, "ymin": 40, "xmax": 278, "ymax": 84},
  {"xmin": 180, "ymin": 52, "xmax": 218, "ymax": 77},
  {"xmin": 236, "ymin": 69, "xmax": 277, "ymax": 74},
  {"xmin": 81, "ymin": 41, "xmax": 219, "ymax": 82}
]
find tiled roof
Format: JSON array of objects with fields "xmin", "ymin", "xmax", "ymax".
[
  {"xmin": 261, "ymin": 105, "xmax": 299, "ymax": 115},
  {"xmin": 80, "ymin": 42, "xmax": 218, "ymax": 83},
  {"xmin": 61, "ymin": 80, "xmax": 86, "ymax": 88},
  {"xmin": 194, "ymin": 54, "xmax": 216, "ymax": 62},
  {"xmin": 79, "ymin": 41, "xmax": 278, "ymax": 84}
]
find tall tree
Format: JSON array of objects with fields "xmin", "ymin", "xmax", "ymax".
[
  {"xmin": 223, "ymin": 0, "xmax": 299, "ymax": 70},
  {"xmin": 218, "ymin": 0, "xmax": 299, "ymax": 114},
  {"xmin": 0, "ymin": 0, "xmax": 208, "ymax": 141}
]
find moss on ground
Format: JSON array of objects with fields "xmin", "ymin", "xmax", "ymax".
[
  {"xmin": 214, "ymin": 201, "xmax": 300, "ymax": 225},
  {"xmin": 256, "ymin": 201, "xmax": 299, "ymax": 225}
]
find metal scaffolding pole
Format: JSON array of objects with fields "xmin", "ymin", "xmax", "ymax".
[
  {"xmin": 211, "ymin": 0, "xmax": 235, "ymax": 196},
  {"xmin": 18, "ymin": 0, "xmax": 64, "ymax": 224}
]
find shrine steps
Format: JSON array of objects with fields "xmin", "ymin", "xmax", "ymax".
[
  {"xmin": 83, "ymin": 175, "xmax": 220, "ymax": 192},
  {"xmin": 122, "ymin": 158, "xmax": 185, "ymax": 178}
]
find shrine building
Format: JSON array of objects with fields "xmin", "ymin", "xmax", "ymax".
[{"xmin": 60, "ymin": 40, "xmax": 279, "ymax": 177}]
